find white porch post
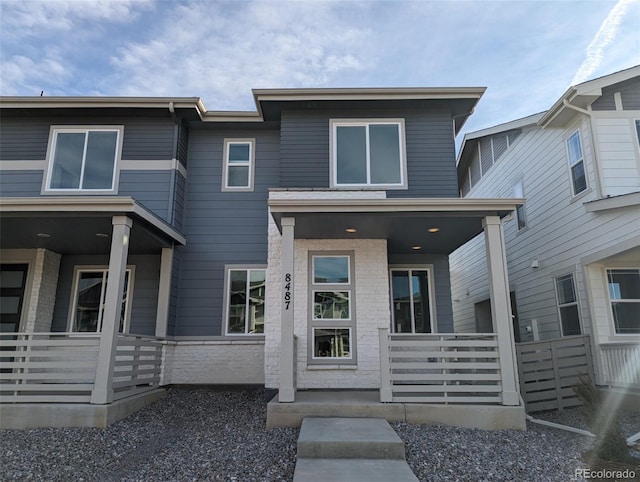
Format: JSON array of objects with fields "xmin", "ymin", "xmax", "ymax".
[
  {"xmin": 91, "ymin": 215, "xmax": 132, "ymax": 404},
  {"xmin": 483, "ymin": 215, "xmax": 520, "ymax": 406},
  {"xmin": 279, "ymin": 217, "xmax": 296, "ymax": 402},
  {"xmin": 155, "ymin": 246, "xmax": 173, "ymax": 338}
]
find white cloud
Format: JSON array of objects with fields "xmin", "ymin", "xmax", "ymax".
[
  {"xmin": 0, "ymin": 53, "xmax": 71, "ymax": 96},
  {"xmin": 109, "ymin": 1, "xmax": 371, "ymax": 108},
  {"xmin": 571, "ymin": 0, "xmax": 638, "ymax": 85}
]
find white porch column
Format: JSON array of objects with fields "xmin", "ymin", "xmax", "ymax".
[
  {"xmin": 279, "ymin": 217, "xmax": 296, "ymax": 402},
  {"xmin": 483, "ymin": 215, "xmax": 520, "ymax": 406},
  {"xmin": 155, "ymin": 246, "xmax": 173, "ymax": 338},
  {"xmin": 91, "ymin": 215, "xmax": 132, "ymax": 404}
]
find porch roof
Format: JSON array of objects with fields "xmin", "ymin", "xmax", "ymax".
[
  {"xmin": 268, "ymin": 196, "xmax": 522, "ymax": 254},
  {"xmin": 0, "ymin": 197, "xmax": 185, "ymax": 255}
]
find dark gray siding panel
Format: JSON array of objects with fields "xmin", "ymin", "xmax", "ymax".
[
  {"xmin": 176, "ymin": 129, "xmax": 280, "ymax": 336},
  {"xmin": 279, "ymin": 109, "xmax": 458, "ymax": 197},
  {"xmin": 0, "ymin": 170, "xmax": 44, "ymax": 196},
  {"xmin": 52, "ymin": 254, "xmax": 161, "ymax": 336},
  {"xmin": 387, "ymin": 253, "xmax": 454, "ymax": 333},
  {"xmin": 121, "ymin": 123, "xmax": 175, "ymax": 160},
  {"xmin": 592, "ymin": 77, "xmax": 640, "ymax": 111},
  {"xmin": 0, "ymin": 121, "xmax": 50, "ymax": 160},
  {"xmin": 118, "ymin": 170, "xmax": 171, "ymax": 222}
]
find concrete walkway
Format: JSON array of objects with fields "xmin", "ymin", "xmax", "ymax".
[{"xmin": 293, "ymin": 417, "xmax": 418, "ymax": 482}]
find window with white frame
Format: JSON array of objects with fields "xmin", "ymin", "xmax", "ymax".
[
  {"xmin": 331, "ymin": 120, "xmax": 406, "ymax": 188},
  {"xmin": 225, "ymin": 267, "xmax": 266, "ymax": 334},
  {"xmin": 69, "ymin": 268, "xmax": 132, "ymax": 333},
  {"xmin": 390, "ymin": 268, "xmax": 434, "ymax": 333},
  {"xmin": 566, "ymin": 130, "xmax": 587, "ymax": 196},
  {"xmin": 555, "ymin": 274, "xmax": 581, "ymax": 336},
  {"xmin": 607, "ymin": 268, "xmax": 640, "ymax": 334},
  {"xmin": 222, "ymin": 139, "xmax": 255, "ymax": 191},
  {"xmin": 635, "ymin": 120, "xmax": 640, "ymax": 148},
  {"xmin": 46, "ymin": 127, "xmax": 122, "ymax": 192},
  {"xmin": 513, "ymin": 180, "xmax": 526, "ymax": 230},
  {"xmin": 309, "ymin": 254, "xmax": 355, "ymax": 362}
]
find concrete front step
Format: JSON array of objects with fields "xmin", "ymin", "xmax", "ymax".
[
  {"xmin": 293, "ymin": 458, "xmax": 419, "ymax": 482},
  {"xmin": 297, "ymin": 417, "xmax": 406, "ymax": 460}
]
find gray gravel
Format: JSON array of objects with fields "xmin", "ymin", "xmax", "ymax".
[{"xmin": 1, "ymin": 388, "xmax": 639, "ymax": 481}]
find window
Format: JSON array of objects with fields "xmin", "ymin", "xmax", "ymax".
[
  {"xmin": 69, "ymin": 268, "xmax": 133, "ymax": 333},
  {"xmin": 607, "ymin": 268, "xmax": 640, "ymax": 334},
  {"xmin": 309, "ymin": 253, "xmax": 355, "ymax": 362},
  {"xmin": 555, "ymin": 274, "xmax": 581, "ymax": 336},
  {"xmin": 514, "ymin": 180, "xmax": 526, "ymax": 230},
  {"xmin": 223, "ymin": 139, "xmax": 255, "ymax": 191},
  {"xmin": 224, "ymin": 267, "xmax": 266, "ymax": 334},
  {"xmin": 46, "ymin": 127, "xmax": 122, "ymax": 192},
  {"xmin": 390, "ymin": 268, "xmax": 434, "ymax": 333},
  {"xmin": 331, "ymin": 120, "xmax": 406, "ymax": 188},
  {"xmin": 566, "ymin": 130, "xmax": 587, "ymax": 196},
  {"xmin": 635, "ymin": 120, "xmax": 640, "ymax": 149}
]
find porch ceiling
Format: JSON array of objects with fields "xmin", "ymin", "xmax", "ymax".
[
  {"xmin": 269, "ymin": 197, "xmax": 522, "ymax": 255},
  {"xmin": 0, "ymin": 197, "xmax": 184, "ymax": 255}
]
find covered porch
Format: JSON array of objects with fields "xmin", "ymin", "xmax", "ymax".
[
  {"xmin": 0, "ymin": 197, "xmax": 184, "ymax": 428},
  {"xmin": 266, "ymin": 190, "xmax": 526, "ymax": 429}
]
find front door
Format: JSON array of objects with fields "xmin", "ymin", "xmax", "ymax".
[{"xmin": 0, "ymin": 264, "xmax": 28, "ymax": 372}]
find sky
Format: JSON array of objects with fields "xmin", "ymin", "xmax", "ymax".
[{"xmin": 1, "ymin": 0, "xmax": 639, "ymax": 144}]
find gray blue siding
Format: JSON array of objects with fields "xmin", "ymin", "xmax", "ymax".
[{"xmin": 175, "ymin": 129, "xmax": 280, "ymax": 336}]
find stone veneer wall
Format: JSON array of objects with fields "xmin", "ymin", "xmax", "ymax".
[
  {"xmin": 265, "ymin": 190, "xmax": 391, "ymax": 391},
  {"xmin": 24, "ymin": 248, "xmax": 61, "ymax": 332}
]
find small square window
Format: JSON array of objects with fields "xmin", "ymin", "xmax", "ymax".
[
  {"xmin": 313, "ymin": 328, "xmax": 351, "ymax": 359},
  {"xmin": 313, "ymin": 291, "xmax": 350, "ymax": 320},
  {"xmin": 313, "ymin": 256, "xmax": 350, "ymax": 284},
  {"xmin": 223, "ymin": 139, "xmax": 255, "ymax": 191}
]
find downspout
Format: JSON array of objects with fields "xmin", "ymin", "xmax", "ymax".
[{"xmin": 167, "ymin": 102, "xmax": 179, "ymax": 226}]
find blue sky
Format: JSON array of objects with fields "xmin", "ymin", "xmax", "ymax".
[{"xmin": 1, "ymin": 0, "xmax": 638, "ymax": 142}]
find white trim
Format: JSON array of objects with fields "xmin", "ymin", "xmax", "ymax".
[
  {"xmin": 67, "ymin": 265, "xmax": 134, "ymax": 334},
  {"xmin": 329, "ymin": 119, "xmax": 407, "ymax": 189},
  {"xmin": 389, "ymin": 266, "xmax": 437, "ymax": 334},
  {"xmin": 554, "ymin": 273, "xmax": 583, "ymax": 337},
  {"xmin": 605, "ymin": 267, "xmax": 640, "ymax": 336},
  {"xmin": 221, "ymin": 138, "xmax": 255, "ymax": 192},
  {"xmin": 565, "ymin": 129, "xmax": 588, "ymax": 197},
  {"xmin": 222, "ymin": 265, "xmax": 267, "ymax": 335},
  {"xmin": 42, "ymin": 126, "xmax": 124, "ymax": 194}
]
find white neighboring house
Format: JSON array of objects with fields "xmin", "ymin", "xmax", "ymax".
[{"xmin": 451, "ymin": 66, "xmax": 640, "ymax": 391}]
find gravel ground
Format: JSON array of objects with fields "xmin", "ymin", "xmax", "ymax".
[{"xmin": 1, "ymin": 388, "xmax": 638, "ymax": 482}]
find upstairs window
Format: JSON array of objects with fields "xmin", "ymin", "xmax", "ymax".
[
  {"xmin": 223, "ymin": 139, "xmax": 255, "ymax": 191},
  {"xmin": 46, "ymin": 127, "xmax": 122, "ymax": 192},
  {"xmin": 331, "ymin": 120, "xmax": 406, "ymax": 188},
  {"xmin": 566, "ymin": 130, "xmax": 587, "ymax": 196},
  {"xmin": 607, "ymin": 268, "xmax": 640, "ymax": 334}
]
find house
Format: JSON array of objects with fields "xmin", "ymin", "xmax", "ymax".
[
  {"xmin": 452, "ymin": 66, "xmax": 640, "ymax": 404},
  {"xmin": 0, "ymin": 87, "xmax": 525, "ymax": 429}
]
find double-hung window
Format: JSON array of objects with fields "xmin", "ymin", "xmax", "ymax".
[
  {"xmin": 555, "ymin": 274, "xmax": 581, "ymax": 336},
  {"xmin": 69, "ymin": 267, "xmax": 133, "ymax": 333},
  {"xmin": 566, "ymin": 130, "xmax": 587, "ymax": 196},
  {"xmin": 309, "ymin": 253, "xmax": 355, "ymax": 363},
  {"xmin": 223, "ymin": 139, "xmax": 255, "ymax": 191},
  {"xmin": 331, "ymin": 120, "xmax": 406, "ymax": 188},
  {"xmin": 607, "ymin": 268, "xmax": 640, "ymax": 334},
  {"xmin": 46, "ymin": 127, "xmax": 122, "ymax": 192},
  {"xmin": 224, "ymin": 267, "xmax": 266, "ymax": 334}
]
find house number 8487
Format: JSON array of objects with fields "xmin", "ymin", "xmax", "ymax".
[{"xmin": 284, "ymin": 273, "xmax": 292, "ymax": 310}]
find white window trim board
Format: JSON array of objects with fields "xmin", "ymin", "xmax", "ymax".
[
  {"xmin": 329, "ymin": 118, "xmax": 408, "ymax": 189},
  {"xmin": 42, "ymin": 125, "xmax": 124, "ymax": 195},
  {"xmin": 221, "ymin": 138, "xmax": 256, "ymax": 192},
  {"xmin": 222, "ymin": 264, "xmax": 267, "ymax": 336}
]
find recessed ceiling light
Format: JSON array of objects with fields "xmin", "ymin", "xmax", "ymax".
[
  {"xmin": 96, "ymin": 233, "xmax": 110, "ymax": 238},
  {"xmin": 411, "ymin": 246, "xmax": 422, "ymax": 250},
  {"xmin": 428, "ymin": 227, "xmax": 440, "ymax": 233},
  {"xmin": 36, "ymin": 233, "xmax": 50, "ymax": 238},
  {"xmin": 345, "ymin": 228, "xmax": 357, "ymax": 233}
]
